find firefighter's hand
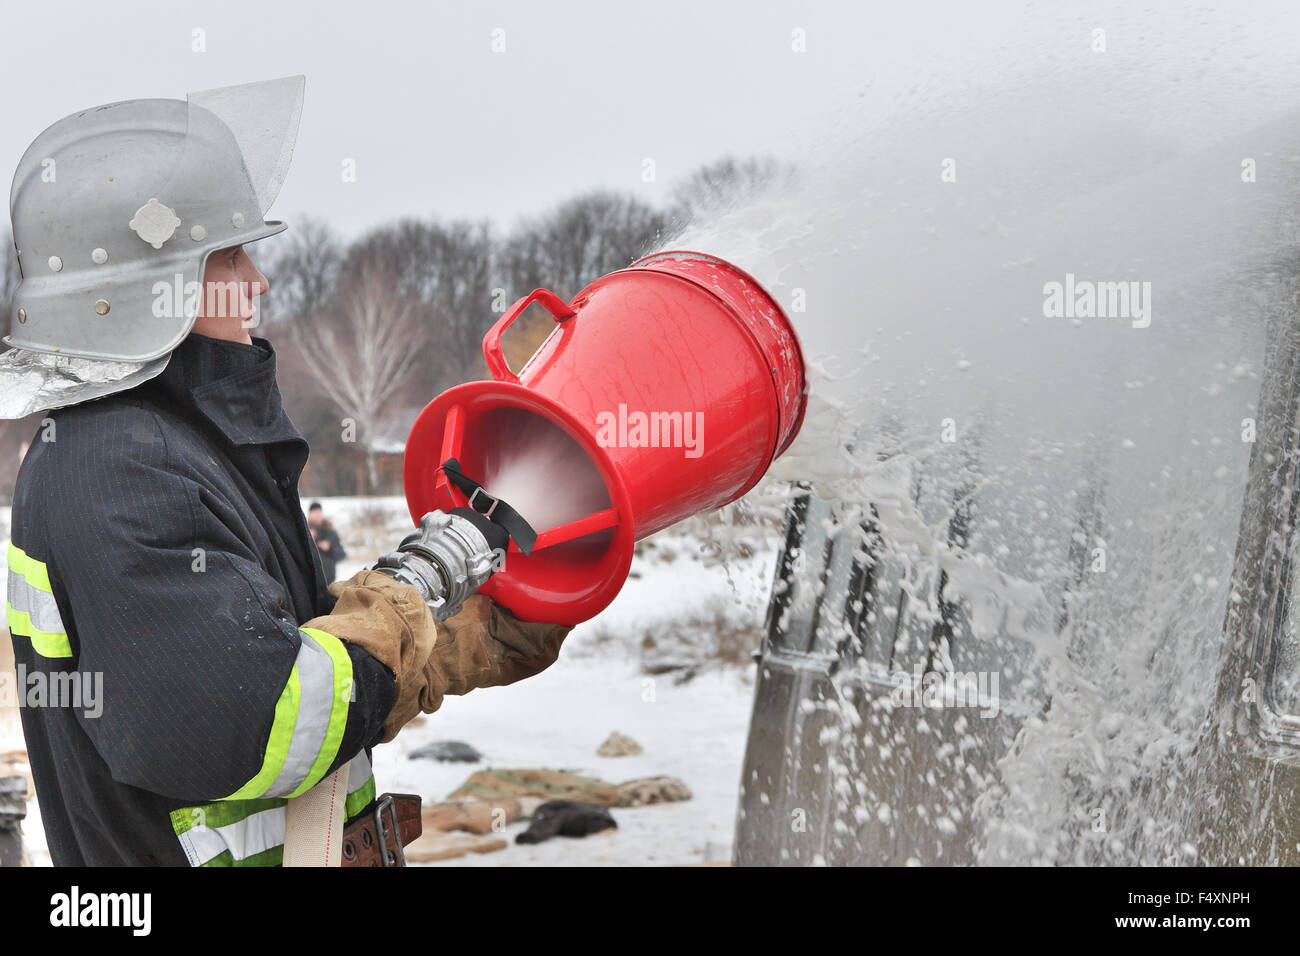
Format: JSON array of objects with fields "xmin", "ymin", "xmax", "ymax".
[
  {"xmin": 301, "ymin": 569, "xmax": 438, "ymax": 744},
  {"xmin": 411, "ymin": 595, "xmax": 572, "ymax": 722}
]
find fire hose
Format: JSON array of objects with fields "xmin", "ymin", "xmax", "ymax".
[{"xmin": 284, "ymin": 467, "xmax": 533, "ymax": 866}]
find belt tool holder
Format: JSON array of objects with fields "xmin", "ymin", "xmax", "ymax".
[{"xmin": 373, "ymin": 794, "xmax": 406, "ymax": 867}]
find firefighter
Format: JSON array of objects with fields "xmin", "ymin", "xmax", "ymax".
[{"xmin": 0, "ymin": 76, "xmax": 569, "ymax": 866}]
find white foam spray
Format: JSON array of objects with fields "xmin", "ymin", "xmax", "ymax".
[
  {"xmin": 481, "ymin": 419, "xmax": 610, "ymax": 533},
  {"xmin": 661, "ymin": 2, "xmax": 1300, "ymax": 863}
]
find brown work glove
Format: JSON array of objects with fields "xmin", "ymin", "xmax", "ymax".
[
  {"xmin": 411, "ymin": 595, "xmax": 572, "ymax": 731},
  {"xmin": 301, "ymin": 569, "xmax": 438, "ymax": 744}
]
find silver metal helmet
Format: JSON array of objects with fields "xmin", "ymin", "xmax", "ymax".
[{"xmin": 0, "ymin": 76, "xmax": 304, "ymax": 417}]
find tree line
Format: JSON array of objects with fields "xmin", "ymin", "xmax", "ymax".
[{"xmin": 0, "ymin": 155, "xmax": 795, "ymax": 498}]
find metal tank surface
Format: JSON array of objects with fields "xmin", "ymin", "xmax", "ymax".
[
  {"xmin": 734, "ymin": 266, "xmax": 1300, "ymax": 867},
  {"xmin": 735, "ymin": 480, "xmax": 1047, "ymax": 866}
]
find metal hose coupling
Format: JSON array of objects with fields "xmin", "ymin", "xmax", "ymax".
[
  {"xmin": 371, "ymin": 463, "xmax": 537, "ymax": 621},
  {"xmin": 371, "ymin": 510, "xmax": 505, "ymax": 622}
]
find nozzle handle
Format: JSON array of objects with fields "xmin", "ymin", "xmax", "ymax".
[{"xmin": 482, "ymin": 288, "xmax": 576, "ymax": 385}]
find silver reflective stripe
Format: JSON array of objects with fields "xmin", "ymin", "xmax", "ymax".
[
  {"xmin": 263, "ymin": 631, "xmax": 338, "ymax": 798},
  {"xmin": 7, "ymin": 565, "xmax": 65, "ymax": 635},
  {"xmin": 179, "ymin": 805, "xmax": 286, "ymax": 866},
  {"xmin": 347, "ymin": 750, "xmax": 371, "ymax": 789}
]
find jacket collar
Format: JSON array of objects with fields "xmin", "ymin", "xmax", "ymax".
[{"xmin": 145, "ymin": 333, "xmax": 304, "ymax": 447}]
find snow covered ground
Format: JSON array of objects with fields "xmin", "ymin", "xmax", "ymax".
[
  {"xmin": 379, "ymin": 659, "xmax": 756, "ymax": 866},
  {"xmin": 0, "ymin": 495, "xmax": 781, "ymax": 867},
  {"xmin": 332, "ymin": 497, "xmax": 777, "ymax": 866}
]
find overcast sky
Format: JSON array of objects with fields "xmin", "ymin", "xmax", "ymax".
[
  {"xmin": 4, "ymin": 1, "xmax": 1300, "ymax": 241},
  {"xmin": 0, "ymin": 0, "xmax": 1028, "ymax": 239}
]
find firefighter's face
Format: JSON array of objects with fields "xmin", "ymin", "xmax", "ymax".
[{"xmin": 196, "ymin": 245, "xmax": 270, "ymax": 326}]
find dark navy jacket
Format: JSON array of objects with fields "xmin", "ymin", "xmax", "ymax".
[{"xmin": 7, "ymin": 333, "xmax": 395, "ymax": 866}]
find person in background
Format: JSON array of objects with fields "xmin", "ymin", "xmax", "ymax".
[{"xmin": 308, "ymin": 502, "xmax": 347, "ymax": 583}]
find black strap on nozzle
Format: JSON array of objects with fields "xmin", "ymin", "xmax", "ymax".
[{"xmin": 440, "ymin": 458, "xmax": 538, "ymax": 556}]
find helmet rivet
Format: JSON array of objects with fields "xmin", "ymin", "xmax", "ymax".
[
  {"xmin": 231, "ymin": 212, "xmax": 245, "ymax": 228},
  {"xmin": 17, "ymin": 308, "xmax": 26, "ymax": 324},
  {"xmin": 190, "ymin": 225, "xmax": 207, "ymax": 242},
  {"xmin": 93, "ymin": 299, "xmax": 110, "ymax": 316},
  {"xmin": 47, "ymin": 256, "xmax": 62, "ymax": 272},
  {"xmin": 91, "ymin": 248, "xmax": 108, "ymax": 264}
]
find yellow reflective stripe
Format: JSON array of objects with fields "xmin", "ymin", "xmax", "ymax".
[
  {"xmin": 220, "ymin": 628, "xmax": 353, "ymax": 801},
  {"xmin": 222, "ymin": 664, "xmax": 301, "ymax": 800},
  {"xmin": 5, "ymin": 543, "xmax": 71, "ymax": 660},
  {"xmin": 7, "ymin": 541, "xmax": 52, "ymax": 592},
  {"xmin": 5, "ymin": 605, "xmax": 72, "ymax": 659},
  {"xmin": 287, "ymin": 627, "xmax": 353, "ymax": 799},
  {"xmin": 345, "ymin": 775, "xmax": 377, "ymax": 818}
]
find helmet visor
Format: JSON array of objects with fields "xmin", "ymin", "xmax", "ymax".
[{"xmin": 186, "ymin": 74, "xmax": 304, "ymax": 217}]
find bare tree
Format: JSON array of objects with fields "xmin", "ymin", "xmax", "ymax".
[
  {"xmin": 669, "ymin": 155, "xmax": 798, "ymax": 231},
  {"xmin": 293, "ymin": 259, "xmax": 422, "ymax": 492},
  {"xmin": 1, "ymin": 230, "xmax": 21, "ymax": 335},
  {"xmin": 347, "ymin": 219, "xmax": 496, "ymax": 393},
  {"xmin": 258, "ymin": 217, "xmax": 344, "ymax": 329},
  {"xmin": 499, "ymin": 191, "xmax": 668, "ymax": 302}
]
